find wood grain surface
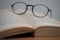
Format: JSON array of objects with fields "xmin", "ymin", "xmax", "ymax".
[{"xmin": 4, "ymin": 37, "xmax": 60, "ymax": 40}]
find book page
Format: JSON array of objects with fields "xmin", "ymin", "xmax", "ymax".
[
  {"xmin": 0, "ymin": 9, "xmax": 33, "ymax": 32},
  {"xmin": 19, "ymin": 10, "xmax": 60, "ymax": 29},
  {"xmin": 0, "ymin": 9, "xmax": 60, "ymax": 32}
]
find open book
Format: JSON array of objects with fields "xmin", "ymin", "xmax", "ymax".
[{"xmin": 0, "ymin": 9, "xmax": 60, "ymax": 39}]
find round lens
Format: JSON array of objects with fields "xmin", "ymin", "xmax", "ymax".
[
  {"xmin": 33, "ymin": 4, "xmax": 48, "ymax": 17},
  {"xmin": 13, "ymin": 2, "xmax": 26, "ymax": 15}
]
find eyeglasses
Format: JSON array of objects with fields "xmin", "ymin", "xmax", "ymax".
[{"xmin": 11, "ymin": 2, "xmax": 52, "ymax": 18}]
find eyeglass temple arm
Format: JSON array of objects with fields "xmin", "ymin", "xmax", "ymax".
[{"xmin": 49, "ymin": 10, "xmax": 52, "ymax": 18}]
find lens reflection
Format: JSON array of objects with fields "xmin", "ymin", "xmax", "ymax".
[
  {"xmin": 13, "ymin": 3, "xmax": 26, "ymax": 15},
  {"xmin": 33, "ymin": 5, "xmax": 48, "ymax": 17}
]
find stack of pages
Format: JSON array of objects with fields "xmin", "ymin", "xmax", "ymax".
[{"xmin": 0, "ymin": 9, "xmax": 60, "ymax": 39}]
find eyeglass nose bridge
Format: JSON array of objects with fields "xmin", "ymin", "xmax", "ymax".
[
  {"xmin": 26, "ymin": 5, "xmax": 34, "ymax": 12},
  {"xmin": 25, "ymin": 5, "xmax": 34, "ymax": 13},
  {"xmin": 27, "ymin": 5, "xmax": 34, "ymax": 7}
]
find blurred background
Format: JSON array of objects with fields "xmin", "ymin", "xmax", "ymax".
[{"xmin": 0, "ymin": 0, "xmax": 60, "ymax": 21}]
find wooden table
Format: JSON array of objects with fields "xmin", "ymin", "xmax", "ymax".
[{"xmin": 4, "ymin": 37, "xmax": 60, "ymax": 40}]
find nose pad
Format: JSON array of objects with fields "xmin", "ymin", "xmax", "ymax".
[{"xmin": 26, "ymin": 7, "xmax": 33, "ymax": 15}]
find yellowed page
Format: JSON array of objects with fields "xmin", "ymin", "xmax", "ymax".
[
  {"xmin": 0, "ymin": 9, "xmax": 60, "ymax": 32},
  {"xmin": 0, "ymin": 9, "xmax": 33, "ymax": 32}
]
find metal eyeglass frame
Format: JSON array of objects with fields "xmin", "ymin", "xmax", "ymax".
[{"xmin": 11, "ymin": 2, "xmax": 52, "ymax": 18}]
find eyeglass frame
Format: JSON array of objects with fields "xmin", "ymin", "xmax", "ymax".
[{"xmin": 11, "ymin": 2, "xmax": 52, "ymax": 18}]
